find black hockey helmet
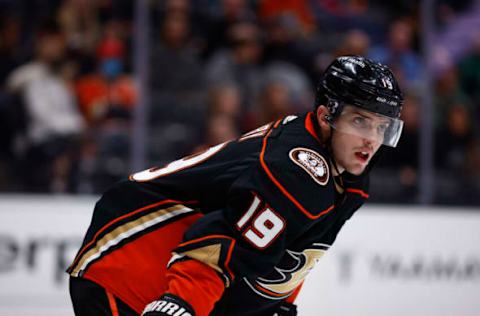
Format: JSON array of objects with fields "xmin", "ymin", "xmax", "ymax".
[
  {"xmin": 316, "ymin": 55, "xmax": 403, "ymax": 119},
  {"xmin": 315, "ymin": 55, "xmax": 404, "ymax": 147}
]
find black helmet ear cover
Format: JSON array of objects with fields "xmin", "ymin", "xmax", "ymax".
[{"xmin": 324, "ymin": 99, "xmax": 343, "ymax": 123}]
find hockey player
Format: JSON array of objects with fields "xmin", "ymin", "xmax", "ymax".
[{"xmin": 67, "ymin": 55, "xmax": 404, "ymax": 316}]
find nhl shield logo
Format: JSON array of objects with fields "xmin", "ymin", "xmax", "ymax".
[{"xmin": 289, "ymin": 148, "xmax": 329, "ymax": 186}]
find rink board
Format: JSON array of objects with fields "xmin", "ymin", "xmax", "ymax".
[{"xmin": 0, "ymin": 196, "xmax": 479, "ymax": 316}]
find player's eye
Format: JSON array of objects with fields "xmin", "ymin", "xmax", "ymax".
[
  {"xmin": 352, "ymin": 116, "xmax": 368, "ymax": 128},
  {"xmin": 377, "ymin": 123, "xmax": 389, "ymax": 134}
]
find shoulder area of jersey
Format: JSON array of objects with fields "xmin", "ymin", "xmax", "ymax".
[
  {"xmin": 281, "ymin": 115, "xmax": 298, "ymax": 125},
  {"xmin": 289, "ymin": 147, "xmax": 330, "ymax": 186},
  {"xmin": 268, "ymin": 114, "xmax": 331, "ymax": 186}
]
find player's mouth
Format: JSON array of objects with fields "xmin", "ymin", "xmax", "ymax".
[{"xmin": 354, "ymin": 151, "xmax": 370, "ymax": 163}]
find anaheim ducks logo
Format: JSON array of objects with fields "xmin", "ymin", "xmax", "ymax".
[
  {"xmin": 289, "ymin": 148, "xmax": 329, "ymax": 186},
  {"xmin": 244, "ymin": 244, "xmax": 330, "ymax": 300}
]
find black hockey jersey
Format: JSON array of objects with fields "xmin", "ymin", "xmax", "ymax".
[{"xmin": 68, "ymin": 112, "xmax": 369, "ymax": 315}]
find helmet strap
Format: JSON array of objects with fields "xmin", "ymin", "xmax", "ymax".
[
  {"xmin": 326, "ymin": 133, "xmax": 342, "ymax": 175},
  {"xmin": 327, "ymin": 138, "xmax": 345, "ymax": 193},
  {"xmin": 314, "ymin": 108, "xmax": 345, "ymax": 185}
]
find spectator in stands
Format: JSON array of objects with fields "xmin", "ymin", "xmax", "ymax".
[
  {"xmin": 0, "ymin": 16, "xmax": 22, "ymax": 86},
  {"xmin": 458, "ymin": 33, "xmax": 480, "ymax": 125},
  {"xmin": 434, "ymin": 63, "xmax": 472, "ymax": 128},
  {"xmin": 257, "ymin": 0, "xmax": 316, "ymax": 34},
  {"xmin": 75, "ymin": 19, "xmax": 136, "ymax": 124},
  {"xmin": 466, "ymin": 140, "xmax": 480, "ymax": 188},
  {"xmin": 245, "ymin": 80, "xmax": 295, "ymax": 130},
  {"xmin": 207, "ymin": 84, "xmax": 242, "ymax": 127},
  {"xmin": 309, "ymin": 0, "xmax": 388, "ymax": 42},
  {"xmin": 376, "ymin": 92, "xmax": 420, "ymax": 203},
  {"xmin": 73, "ymin": 19, "xmax": 135, "ymax": 192},
  {"xmin": 201, "ymin": 0, "xmax": 257, "ymax": 58},
  {"xmin": 205, "ymin": 21, "xmax": 263, "ymax": 110},
  {"xmin": 150, "ymin": 11, "xmax": 204, "ymax": 101},
  {"xmin": 369, "ymin": 18, "xmax": 423, "ymax": 86},
  {"xmin": 435, "ymin": 104, "xmax": 477, "ymax": 204},
  {"xmin": 56, "ymin": 0, "xmax": 101, "ymax": 70},
  {"xmin": 262, "ymin": 12, "xmax": 320, "ymax": 83},
  {"xmin": 262, "ymin": 61, "xmax": 313, "ymax": 111},
  {"xmin": 6, "ymin": 24, "xmax": 85, "ymax": 192},
  {"xmin": 146, "ymin": 10, "xmax": 206, "ymax": 166},
  {"xmin": 192, "ymin": 114, "xmax": 240, "ymax": 153},
  {"xmin": 0, "ymin": 15, "xmax": 23, "ymax": 190},
  {"xmin": 335, "ymin": 29, "xmax": 371, "ymax": 57},
  {"xmin": 435, "ymin": 104, "xmax": 475, "ymax": 173},
  {"xmin": 163, "ymin": 0, "xmax": 191, "ymax": 15}
]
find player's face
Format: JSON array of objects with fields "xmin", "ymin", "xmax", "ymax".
[{"xmin": 330, "ymin": 107, "xmax": 384, "ymax": 175}]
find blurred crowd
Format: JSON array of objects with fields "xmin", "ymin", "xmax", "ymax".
[{"xmin": 0, "ymin": 0, "xmax": 479, "ymax": 205}]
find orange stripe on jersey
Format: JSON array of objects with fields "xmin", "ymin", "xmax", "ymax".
[
  {"xmin": 305, "ymin": 112, "xmax": 321, "ymax": 143},
  {"xmin": 224, "ymin": 238, "xmax": 236, "ymax": 281},
  {"xmin": 259, "ymin": 129, "xmax": 334, "ymax": 220},
  {"xmin": 274, "ymin": 119, "xmax": 282, "ymax": 128},
  {"xmin": 285, "ymin": 282, "xmax": 304, "ymax": 303},
  {"xmin": 70, "ymin": 199, "xmax": 197, "ymax": 270},
  {"xmin": 166, "ymin": 259, "xmax": 225, "ymax": 316},
  {"xmin": 106, "ymin": 291, "xmax": 119, "ymax": 316},
  {"xmin": 346, "ymin": 188, "xmax": 369, "ymax": 198},
  {"xmin": 254, "ymin": 283, "xmax": 290, "ymax": 298}
]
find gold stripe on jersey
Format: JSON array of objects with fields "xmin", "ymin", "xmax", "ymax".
[
  {"xmin": 180, "ymin": 244, "xmax": 223, "ymax": 274},
  {"xmin": 70, "ymin": 204, "xmax": 194, "ymax": 277}
]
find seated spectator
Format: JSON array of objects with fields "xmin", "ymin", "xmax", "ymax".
[
  {"xmin": 150, "ymin": 11, "xmax": 204, "ymax": 101},
  {"xmin": 205, "ymin": 21, "xmax": 263, "ymax": 110},
  {"xmin": 0, "ymin": 15, "xmax": 22, "ymax": 86},
  {"xmin": 435, "ymin": 104, "xmax": 475, "ymax": 172},
  {"xmin": 192, "ymin": 114, "xmax": 240, "ymax": 153},
  {"xmin": 376, "ymin": 92, "xmax": 420, "ymax": 203},
  {"xmin": 6, "ymin": 24, "xmax": 85, "ymax": 192},
  {"xmin": 201, "ymin": 0, "xmax": 257, "ymax": 59},
  {"xmin": 369, "ymin": 18, "xmax": 423, "ymax": 87},
  {"xmin": 458, "ymin": 33, "xmax": 480, "ymax": 120},
  {"xmin": 334, "ymin": 29, "xmax": 371, "ymax": 57},
  {"xmin": 435, "ymin": 104, "xmax": 477, "ymax": 204},
  {"xmin": 246, "ymin": 80, "xmax": 295, "ymax": 130},
  {"xmin": 257, "ymin": 0, "xmax": 316, "ymax": 34},
  {"xmin": 76, "ymin": 20, "xmax": 136, "ymax": 124},
  {"xmin": 262, "ymin": 13, "xmax": 321, "ymax": 83},
  {"xmin": 262, "ymin": 61, "xmax": 313, "ymax": 112},
  {"xmin": 207, "ymin": 84, "xmax": 243, "ymax": 129},
  {"xmin": 0, "ymin": 16, "xmax": 23, "ymax": 190},
  {"xmin": 434, "ymin": 63, "xmax": 472, "ymax": 128},
  {"xmin": 309, "ymin": 0, "xmax": 389, "ymax": 42},
  {"xmin": 466, "ymin": 140, "xmax": 480, "ymax": 184}
]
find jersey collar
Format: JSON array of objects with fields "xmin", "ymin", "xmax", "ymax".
[{"xmin": 304, "ymin": 111, "xmax": 323, "ymax": 144}]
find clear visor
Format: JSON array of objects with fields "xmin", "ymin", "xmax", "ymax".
[{"xmin": 330, "ymin": 107, "xmax": 404, "ymax": 147}]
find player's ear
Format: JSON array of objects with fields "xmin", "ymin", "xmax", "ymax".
[{"xmin": 315, "ymin": 105, "xmax": 330, "ymax": 130}]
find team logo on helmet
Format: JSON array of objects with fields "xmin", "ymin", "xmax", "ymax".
[{"xmin": 289, "ymin": 148, "xmax": 329, "ymax": 186}]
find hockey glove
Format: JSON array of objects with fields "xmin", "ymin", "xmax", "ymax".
[
  {"xmin": 273, "ymin": 302, "xmax": 297, "ymax": 316},
  {"xmin": 142, "ymin": 293, "xmax": 195, "ymax": 316}
]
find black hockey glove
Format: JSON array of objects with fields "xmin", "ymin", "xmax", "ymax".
[
  {"xmin": 273, "ymin": 302, "xmax": 297, "ymax": 316},
  {"xmin": 142, "ymin": 293, "xmax": 195, "ymax": 316}
]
